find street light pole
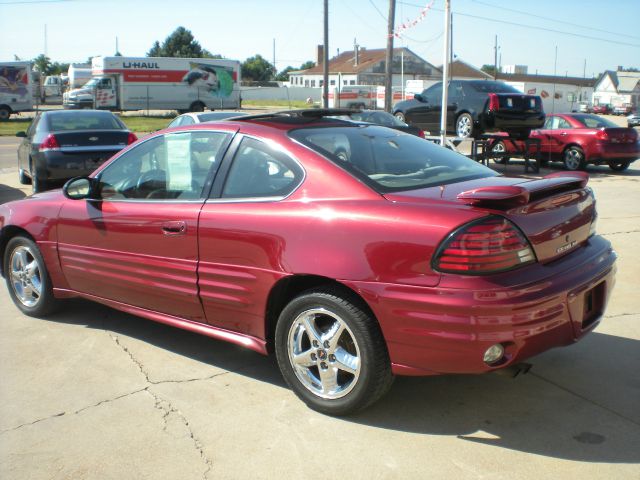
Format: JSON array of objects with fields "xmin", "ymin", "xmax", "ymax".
[{"xmin": 440, "ymin": 0, "xmax": 451, "ymax": 146}]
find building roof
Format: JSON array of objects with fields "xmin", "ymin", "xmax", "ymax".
[
  {"xmin": 298, "ymin": 47, "xmax": 435, "ymax": 75},
  {"xmin": 439, "ymin": 59, "xmax": 491, "ymax": 79},
  {"xmin": 497, "ymin": 72, "xmax": 596, "ymax": 87},
  {"xmin": 595, "ymin": 70, "xmax": 640, "ymax": 93}
]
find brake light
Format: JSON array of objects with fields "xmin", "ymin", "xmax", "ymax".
[
  {"xmin": 595, "ymin": 129, "xmax": 609, "ymax": 142},
  {"xmin": 418, "ymin": 129, "xmax": 425, "ymax": 138},
  {"xmin": 488, "ymin": 93, "xmax": 500, "ymax": 112},
  {"xmin": 127, "ymin": 132, "xmax": 138, "ymax": 145},
  {"xmin": 433, "ymin": 216, "xmax": 536, "ymax": 274},
  {"xmin": 38, "ymin": 133, "xmax": 60, "ymax": 151}
]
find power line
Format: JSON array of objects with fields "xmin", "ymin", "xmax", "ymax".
[
  {"xmin": 367, "ymin": 0, "xmax": 387, "ymax": 22},
  {"xmin": 471, "ymin": 0, "xmax": 640, "ymax": 41},
  {"xmin": 398, "ymin": 1, "xmax": 640, "ymax": 48}
]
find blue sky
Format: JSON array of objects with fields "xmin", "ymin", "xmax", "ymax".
[{"xmin": 1, "ymin": 0, "xmax": 638, "ymax": 77}]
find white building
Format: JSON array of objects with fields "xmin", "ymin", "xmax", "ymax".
[{"xmin": 592, "ymin": 70, "xmax": 640, "ymax": 109}]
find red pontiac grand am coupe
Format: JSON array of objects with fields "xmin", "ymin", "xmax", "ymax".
[{"xmin": 0, "ymin": 109, "xmax": 616, "ymax": 415}]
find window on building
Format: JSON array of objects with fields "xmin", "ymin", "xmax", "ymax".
[
  {"xmin": 319, "ymin": 80, "xmax": 323, "ymax": 87},
  {"xmin": 349, "ymin": 80, "xmax": 356, "ymax": 85},
  {"xmin": 330, "ymin": 80, "xmax": 335, "ymax": 86},
  {"xmin": 311, "ymin": 80, "xmax": 316, "ymax": 87},
  {"xmin": 343, "ymin": 80, "xmax": 347, "ymax": 86},
  {"xmin": 305, "ymin": 80, "xmax": 309, "ymax": 87}
]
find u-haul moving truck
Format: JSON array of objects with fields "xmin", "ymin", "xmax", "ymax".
[
  {"xmin": 327, "ymin": 85, "xmax": 377, "ymax": 109},
  {"xmin": 63, "ymin": 56, "xmax": 241, "ymax": 112},
  {"xmin": 0, "ymin": 61, "xmax": 34, "ymax": 120}
]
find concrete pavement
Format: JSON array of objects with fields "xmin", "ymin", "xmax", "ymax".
[{"xmin": 0, "ymin": 140, "xmax": 639, "ymax": 479}]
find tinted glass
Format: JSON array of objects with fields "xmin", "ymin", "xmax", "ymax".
[
  {"xmin": 97, "ymin": 131, "xmax": 230, "ymax": 200},
  {"xmin": 46, "ymin": 111, "xmax": 124, "ymax": 131},
  {"xmin": 222, "ymin": 137, "xmax": 304, "ymax": 199},
  {"xmin": 290, "ymin": 125, "xmax": 496, "ymax": 193},
  {"xmin": 571, "ymin": 114, "xmax": 618, "ymax": 129},
  {"xmin": 424, "ymin": 83, "xmax": 442, "ymax": 103},
  {"xmin": 468, "ymin": 81, "xmax": 521, "ymax": 93}
]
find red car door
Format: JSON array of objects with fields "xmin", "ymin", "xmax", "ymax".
[{"xmin": 56, "ymin": 130, "xmax": 233, "ymax": 322}]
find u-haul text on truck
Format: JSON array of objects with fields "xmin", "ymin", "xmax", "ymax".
[{"xmin": 63, "ymin": 56, "xmax": 241, "ymax": 112}]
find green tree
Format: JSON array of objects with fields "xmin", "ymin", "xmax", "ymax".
[
  {"xmin": 276, "ymin": 66, "xmax": 295, "ymax": 81},
  {"xmin": 50, "ymin": 62, "xmax": 70, "ymax": 75},
  {"xmin": 33, "ymin": 54, "xmax": 53, "ymax": 75},
  {"xmin": 146, "ymin": 26, "xmax": 221, "ymax": 58},
  {"xmin": 241, "ymin": 54, "xmax": 275, "ymax": 81},
  {"xmin": 299, "ymin": 60, "xmax": 316, "ymax": 70},
  {"xmin": 481, "ymin": 64, "xmax": 497, "ymax": 77}
]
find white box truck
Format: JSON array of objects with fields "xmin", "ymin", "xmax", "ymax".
[
  {"xmin": 0, "ymin": 61, "xmax": 34, "ymax": 120},
  {"xmin": 63, "ymin": 56, "xmax": 241, "ymax": 112},
  {"xmin": 67, "ymin": 64, "xmax": 92, "ymax": 88}
]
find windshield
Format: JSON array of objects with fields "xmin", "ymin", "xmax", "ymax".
[
  {"xmin": 83, "ymin": 78, "xmax": 99, "ymax": 88},
  {"xmin": 289, "ymin": 125, "xmax": 496, "ymax": 193},
  {"xmin": 571, "ymin": 114, "xmax": 619, "ymax": 129}
]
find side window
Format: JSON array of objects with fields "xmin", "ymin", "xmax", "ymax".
[
  {"xmin": 425, "ymin": 83, "xmax": 442, "ymax": 104},
  {"xmin": 221, "ymin": 137, "xmax": 304, "ymax": 199},
  {"xmin": 543, "ymin": 117, "xmax": 553, "ymax": 129},
  {"xmin": 167, "ymin": 116, "xmax": 182, "ymax": 128},
  {"xmin": 27, "ymin": 115, "xmax": 40, "ymax": 136},
  {"xmin": 97, "ymin": 131, "xmax": 230, "ymax": 200},
  {"xmin": 557, "ymin": 118, "xmax": 572, "ymax": 129},
  {"xmin": 181, "ymin": 116, "xmax": 195, "ymax": 126}
]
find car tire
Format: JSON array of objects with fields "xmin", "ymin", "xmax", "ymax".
[
  {"xmin": 275, "ymin": 287, "xmax": 393, "ymax": 416},
  {"xmin": 607, "ymin": 160, "xmax": 631, "ymax": 172},
  {"xmin": 491, "ymin": 141, "xmax": 509, "ymax": 164},
  {"xmin": 3, "ymin": 236, "xmax": 60, "ymax": 317},
  {"xmin": 189, "ymin": 101, "xmax": 205, "ymax": 113},
  {"xmin": 394, "ymin": 112, "xmax": 406, "ymax": 122},
  {"xmin": 32, "ymin": 174, "xmax": 49, "ymax": 193},
  {"xmin": 0, "ymin": 106, "xmax": 11, "ymax": 121},
  {"xmin": 455, "ymin": 113, "xmax": 474, "ymax": 138},
  {"xmin": 18, "ymin": 168, "xmax": 32, "ymax": 185},
  {"xmin": 563, "ymin": 146, "xmax": 586, "ymax": 171}
]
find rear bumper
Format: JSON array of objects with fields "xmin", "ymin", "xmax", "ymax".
[
  {"xmin": 346, "ymin": 235, "xmax": 616, "ymax": 376},
  {"xmin": 587, "ymin": 142, "xmax": 640, "ymax": 163},
  {"xmin": 35, "ymin": 150, "xmax": 120, "ymax": 181},
  {"xmin": 481, "ymin": 112, "xmax": 545, "ymax": 133}
]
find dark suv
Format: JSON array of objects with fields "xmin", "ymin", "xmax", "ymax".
[{"xmin": 393, "ymin": 80, "xmax": 545, "ymax": 139}]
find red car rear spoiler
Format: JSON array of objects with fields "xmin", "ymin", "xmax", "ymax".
[{"xmin": 457, "ymin": 172, "xmax": 589, "ymax": 208}]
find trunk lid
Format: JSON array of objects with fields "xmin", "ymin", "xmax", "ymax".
[
  {"xmin": 600, "ymin": 127, "xmax": 638, "ymax": 144},
  {"xmin": 385, "ymin": 172, "xmax": 596, "ymax": 264},
  {"xmin": 51, "ymin": 130, "xmax": 130, "ymax": 151}
]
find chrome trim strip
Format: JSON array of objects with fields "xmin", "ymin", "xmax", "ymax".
[{"xmin": 57, "ymin": 145, "xmax": 126, "ymax": 152}]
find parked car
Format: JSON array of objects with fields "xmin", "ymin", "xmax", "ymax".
[
  {"xmin": 16, "ymin": 110, "xmax": 137, "ymax": 192},
  {"xmin": 1, "ymin": 109, "xmax": 616, "ymax": 415},
  {"xmin": 392, "ymin": 80, "xmax": 545, "ymax": 139},
  {"xmin": 628, "ymin": 111, "xmax": 640, "ymax": 128},
  {"xmin": 167, "ymin": 110, "xmax": 248, "ymax": 128},
  {"xmin": 488, "ymin": 113, "xmax": 640, "ymax": 171},
  {"xmin": 613, "ymin": 104, "xmax": 633, "ymax": 116},
  {"xmin": 332, "ymin": 109, "xmax": 425, "ymax": 137},
  {"xmin": 592, "ymin": 104, "xmax": 611, "ymax": 115}
]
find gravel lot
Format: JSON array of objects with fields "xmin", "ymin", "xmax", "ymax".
[{"xmin": 0, "ymin": 122, "xmax": 639, "ymax": 479}]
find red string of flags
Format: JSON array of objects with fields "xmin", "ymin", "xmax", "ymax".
[{"xmin": 390, "ymin": 0, "xmax": 436, "ymax": 38}]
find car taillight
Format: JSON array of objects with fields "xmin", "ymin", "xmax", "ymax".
[
  {"xmin": 418, "ymin": 129, "xmax": 425, "ymax": 138},
  {"xmin": 488, "ymin": 93, "xmax": 500, "ymax": 112},
  {"xmin": 595, "ymin": 129, "xmax": 609, "ymax": 142},
  {"xmin": 38, "ymin": 133, "xmax": 60, "ymax": 151},
  {"xmin": 127, "ymin": 132, "xmax": 138, "ymax": 145},
  {"xmin": 433, "ymin": 216, "xmax": 536, "ymax": 274}
]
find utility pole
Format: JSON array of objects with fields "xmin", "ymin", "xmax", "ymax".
[
  {"xmin": 384, "ymin": 0, "xmax": 396, "ymax": 113},
  {"xmin": 493, "ymin": 34, "xmax": 498, "ymax": 80},
  {"xmin": 323, "ymin": 0, "xmax": 329, "ymax": 108},
  {"xmin": 440, "ymin": 0, "xmax": 451, "ymax": 146},
  {"xmin": 273, "ymin": 38, "xmax": 276, "ymax": 80}
]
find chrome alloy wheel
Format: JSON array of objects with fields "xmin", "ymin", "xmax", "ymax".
[
  {"xmin": 9, "ymin": 245, "xmax": 43, "ymax": 308},
  {"xmin": 456, "ymin": 115, "xmax": 472, "ymax": 137},
  {"xmin": 287, "ymin": 308, "xmax": 361, "ymax": 399},
  {"xmin": 564, "ymin": 148, "xmax": 583, "ymax": 170}
]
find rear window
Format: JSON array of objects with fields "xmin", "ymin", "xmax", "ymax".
[
  {"xmin": 468, "ymin": 81, "xmax": 521, "ymax": 94},
  {"xmin": 47, "ymin": 112, "xmax": 124, "ymax": 131},
  {"xmin": 571, "ymin": 114, "xmax": 618, "ymax": 129},
  {"xmin": 289, "ymin": 125, "xmax": 496, "ymax": 193}
]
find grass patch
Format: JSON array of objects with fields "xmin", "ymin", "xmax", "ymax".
[
  {"xmin": 118, "ymin": 115, "xmax": 172, "ymax": 133},
  {"xmin": 242, "ymin": 99, "xmax": 313, "ymax": 108},
  {"xmin": 0, "ymin": 119, "xmax": 32, "ymax": 136}
]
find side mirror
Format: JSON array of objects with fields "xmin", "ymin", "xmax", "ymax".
[
  {"xmin": 16, "ymin": 131, "xmax": 27, "ymax": 138},
  {"xmin": 414, "ymin": 93, "xmax": 427, "ymax": 103},
  {"xmin": 63, "ymin": 177, "xmax": 93, "ymax": 200}
]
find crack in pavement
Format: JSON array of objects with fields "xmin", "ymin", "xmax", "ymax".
[
  {"xmin": 604, "ymin": 312, "xmax": 639, "ymax": 319},
  {"xmin": 601, "ymin": 229, "xmax": 640, "ymax": 236},
  {"xmin": 529, "ymin": 372, "xmax": 640, "ymax": 428},
  {"xmin": 146, "ymin": 388, "xmax": 214, "ymax": 480}
]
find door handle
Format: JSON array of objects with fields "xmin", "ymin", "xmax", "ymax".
[
  {"xmin": 559, "ymin": 132, "xmax": 568, "ymax": 136},
  {"xmin": 162, "ymin": 221, "xmax": 186, "ymax": 235}
]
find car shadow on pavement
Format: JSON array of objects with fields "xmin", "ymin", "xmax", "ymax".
[
  {"xmin": 42, "ymin": 299, "xmax": 639, "ymax": 464},
  {"xmin": 0, "ymin": 183, "xmax": 27, "ymax": 203}
]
